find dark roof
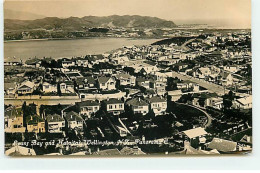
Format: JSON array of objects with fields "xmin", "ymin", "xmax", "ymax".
[
  {"xmin": 64, "ymin": 111, "xmax": 83, "ymax": 122},
  {"xmin": 98, "ymin": 76, "xmax": 111, "ymax": 84},
  {"xmin": 26, "ymin": 115, "xmax": 44, "ymax": 125},
  {"xmin": 85, "ymin": 76, "xmax": 96, "ymax": 85},
  {"xmin": 77, "ymin": 100, "xmax": 100, "ymax": 107},
  {"xmin": 4, "ymin": 83, "xmax": 16, "ymax": 90},
  {"xmin": 103, "ymin": 98, "xmax": 124, "ymax": 105},
  {"xmin": 126, "ymin": 98, "xmax": 149, "ymax": 106},
  {"xmin": 46, "ymin": 114, "xmax": 64, "ymax": 122},
  {"xmin": 145, "ymin": 96, "xmax": 166, "ymax": 103},
  {"xmin": 5, "ymin": 107, "xmax": 23, "ymax": 118}
]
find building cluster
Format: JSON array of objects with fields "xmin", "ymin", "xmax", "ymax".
[{"xmin": 4, "ymin": 30, "xmax": 252, "ymax": 155}]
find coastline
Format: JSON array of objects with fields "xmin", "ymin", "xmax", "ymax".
[{"xmin": 4, "ymin": 37, "xmax": 163, "ymax": 43}]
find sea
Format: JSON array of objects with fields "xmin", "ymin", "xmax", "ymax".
[{"xmin": 4, "ymin": 38, "xmax": 160, "ymax": 62}]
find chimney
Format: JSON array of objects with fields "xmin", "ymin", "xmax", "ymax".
[{"xmin": 30, "ymin": 116, "xmax": 33, "ymax": 120}]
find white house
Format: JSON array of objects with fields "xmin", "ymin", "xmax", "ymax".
[
  {"xmin": 64, "ymin": 111, "xmax": 84, "ymax": 130},
  {"xmin": 115, "ymin": 73, "xmax": 136, "ymax": 86},
  {"xmin": 46, "ymin": 114, "xmax": 65, "ymax": 133},
  {"xmin": 16, "ymin": 81, "xmax": 36, "ymax": 95},
  {"xmin": 42, "ymin": 82, "xmax": 57, "ymax": 93},
  {"xmin": 98, "ymin": 76, "xmax": 116, "ymax": 90},
  {"xmin": 126, "ymin": 97, "xmax": 149, "ymax": 115},
  {"xmin": 78, "ymin": 100, "xmax": 101, "ymax": 118},
  {"xmin": 234, "ymin": 95, "xmax": 252, "ymax": 109},
  {"xmin": 145, "ymin": 96, "xmax": 167, "ymax": 116},
  {"xmin": 103, "ymin": 98, "xmax": 124, "ymax": 115},
  {"xmin": 60, "ymin": 81, "xmax": 75, "ymax": 93}
]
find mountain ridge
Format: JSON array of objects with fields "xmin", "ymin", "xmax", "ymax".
[{"xmin": 4, "ymin": 15, "xmax": 177, "ymax": 31}]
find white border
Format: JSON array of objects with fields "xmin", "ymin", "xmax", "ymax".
[{"xmin": 0, "ymin": 0, "xmax": 260, "ymax": 170}]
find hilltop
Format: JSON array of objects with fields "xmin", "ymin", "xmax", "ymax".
[{"xmin": 5, "ymin": 15, "xmax": 177, "ymax": 31}]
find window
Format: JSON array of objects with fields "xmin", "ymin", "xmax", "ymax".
[
  {"xmin": 119, "ymin": 104, "xmax": 123, "ymax": 108},
  {"xmin": 102, "ymin": 83, "xmax": 105, "ymax": 86},
  {"xmin": 109, "ymin": 105, "xmax": 113, "ymax": 109}
]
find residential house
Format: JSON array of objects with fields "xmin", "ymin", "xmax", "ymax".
[
  {"xmin": 4, "ymin": 82, "xmax": 18, "ymax": 95},
  {"xmin": 78, "ymin": 100, "xmax": 101, "ymax": 118},
  {"xmin": 5, "ymin": 145, "xmax": 36, "ymax": 156},
  {"xmin": 64, "ymin": 111, "xmax": 84, "ymax": 130},
  {"xmin": 234, "ymin": 95, "xmax": 252, "ymax": 109},
  {"xmin": 136, "ymin": 77, "xmax": 150, "ymax": 89},
  {"xmin": 26, "ymin": 115, "xmax": 45, "ymax": 133},
  {"xmin": 182, "ymin": 127, "xmax": 208, "ymax": 147},
  {"xmin": 60, "ymin": 81, "xmax": 75, "ymax": 93},
  {"xmin": 218, "ymin": 71, "xmax": 233, "ymax": 86},
  {"xmin": 126, "ymin": 97, "xmax": 149, "ymax": 115},
  {"xmin": 42, "ymin": 82, "xmax": 57, "ymax": 93},
  {"xmin": 46, "ymin": 114, "xmax": 65, "ymax": 133},
  {"xmin": 98, "ymin": 76, "xmax": 116, "ymax": 90},
  {"xmin": 103, "ymin": 98, "xmax": 124, "ymax": 115},
  {"xmin": 115, "ymin": 73, "xmax": 136, "ymax": 86},
  {"xmin": 62, "ymin": 60, "xmax": 76, "ymax": 68},
  {"xmin": 4, "ymin": 107, "xmax": 26, "ymax": 133},
  {"xmin": 145, "ymin": 96, "xmax": 167, "ymax": 116},
  {"xmin": 16, "ymin": 81, "xmax": 36, "ymax": 95}
]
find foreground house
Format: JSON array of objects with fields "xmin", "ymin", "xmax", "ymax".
[
  {"xmin": 5, "ymin": 145, "xmax": 36, "ymax": 156},
  {"xmin": 64, "ymin": 111, "xmax": 84, "ymax": 130},
  {"xmin": 103, "ymin": 98, "xmax": 124, "ymax": 115},
  {"xmin": 182, "ymin": 127, "xmax": 208, "ymax": 147},
  {"xmin": 5, "ymin": 107, "xmax": 26, "ymax": 133},
  {"xmin": 78, "ymin": 100, "xmax": 100, "ymax": 118},
  {"xmin": 145, "ymin": 96, "xmax": 167, "ymax": 116},
  {"xmin": 207, "ymin": 138, "xmax": 237, "ymax": 153},
  {"xmin": 233, "ymin": 95, "xmax": 252, "ymax": 109},
  {"xmin": 126, "ymin": 97, "xmax": 149, "ymax": 115},
  {"xmin": 46, "ymin": 114, "xmax": 65, "ymax": 133},
  {"xmin": 26, "ymin": 115, "xmax": 45, "ymax": 133}
]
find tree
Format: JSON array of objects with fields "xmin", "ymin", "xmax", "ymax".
[{"xmin": 57, "ymin": 82, "xmax": 62, "ymax": 96}]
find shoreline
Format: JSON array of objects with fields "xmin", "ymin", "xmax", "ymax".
[{"xmin": 4, "ymin": 37, "xmax": 163, "ymax": 43}]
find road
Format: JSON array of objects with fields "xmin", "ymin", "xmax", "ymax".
[
  {"xmin": 176, "ymin": 102, "xmax": 213, "ymax": 128},
  {"xmin": 171, "ymin": 71, "xmax": 229, "ymax": 96}
]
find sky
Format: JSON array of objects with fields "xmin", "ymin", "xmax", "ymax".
[{"xmin": 4, "ymin": 0, "xmax": 251, "ymax": 28}]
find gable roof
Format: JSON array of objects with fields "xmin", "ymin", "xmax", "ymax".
[
  {"xmin": 182, "ymin": 127, "xmax": 207, "ymax": 139},
  {"xmin": 46, "ymin": 114, "xmax": 64, "ymax": 122},
  {"xmin": 18, "ymin": 81, "xmax": 35, "ymax": 89},
  {"xmin": 236, "ymin": 95, "xmax": 252, "ymax": 105},
  {"xmin": 208, "ymin": 138, "xmax": 237, "ymax": 152},
  {"xmin": 98, "ymin": 76, "xmax": 112, "ymax": 84},
  {"xmin": 145, "ymin": 96, "xmax": 166, "ymax": 103},
  {"xmin": 26, "ymin": 115, "xmax": 44, "ymax": 125},
  {"xmin": 64, "ymin": 111, "xmax": 83, "ymax": 122},
  {"xmin": 126, "ymin": 97, "xmax": 149, "ymax": 107},
  {"xmin": 103, "ymin": 98, "xmax": 124, "ymax": 105}
]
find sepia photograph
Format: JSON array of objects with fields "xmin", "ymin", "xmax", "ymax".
[{"xmin": 3, "ymin": 0, "xmax": 252, "ymax": 156}]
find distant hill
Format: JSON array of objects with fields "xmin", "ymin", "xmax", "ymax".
[
  {"xmin": 4, "ymin": 15, "xmax": 177, "ymax": 31},
  {"xmin": 4, "ymin": 9, "xmax": 46, "ymax": 20}
]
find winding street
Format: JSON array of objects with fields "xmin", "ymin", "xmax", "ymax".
[{"xmin": 176, "ymin": 102, "xmax": 213, "ymax": 128}]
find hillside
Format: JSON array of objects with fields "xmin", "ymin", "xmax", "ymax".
[
  {"xmin": 4, "ymin": 15, "xmax": 177, "ymax": 31},
  {"xmin": 4, "ymin": 9, "xmax": 46, "ymax": 20}
]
